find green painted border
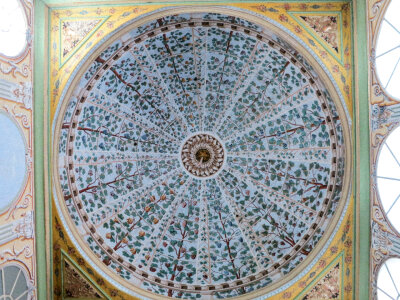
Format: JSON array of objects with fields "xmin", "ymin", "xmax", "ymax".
[
  {"xmin": 294, "ymin": 251, "xmax": 345, "ymax": 300},
  {"xmin": 58, "ymin": 16, "xmax": 110, "ymax": 68},
  {"xmin": 352, "ymin": 0, "xmax": 370, "ymax": 299},
  {"xmin": 34, "ymin": 1, "xmax": 49, "ymax": 300},
  {"xmin": 288, "ymin": 11, "xmax": 344, "ymax": 65},
  {"xmin": 61, "ymin": 250, "xmax": 110, "ymax": 300}
]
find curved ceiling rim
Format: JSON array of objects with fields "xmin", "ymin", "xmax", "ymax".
[
  {"xmin": 51, "ymin": 6, "xmax": 353, "ymax": 300},
  {"xmin": 63, "ymin": 18, "xmax": 341, "ymax": 291}
]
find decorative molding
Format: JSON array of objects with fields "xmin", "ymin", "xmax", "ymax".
[
  {"xmin": 0, "ymin": 0, "xmax": 36, "ymax": 298},
  {"xmin": 59, "ymin": 16, "xmax": 110, "ymax": 67},
  {"xmin": 61, "ymin": 251, "xmax": 109, "ymax": 299},
  {"xmin": 289, "ymin": 12, "xmax": 344, "ymax": 64},
  {"xmin": 368, "ymin": 0, "xmax": 400, "ymax": 298}
]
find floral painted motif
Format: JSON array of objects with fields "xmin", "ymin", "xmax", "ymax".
[
  {"xmin": 63, "ymin": 258, "xmax": 105, "ymax": 298},
  {"xmin": 303, "ymin": 262, "xmax": 340, "ymax": 299},
  {"xmin": 54, "ymin": 12, "xmax": 348, "ymax": 299},
  {"xmin": 300, "ymin": 16, "xmax": 339, "ymax": 52},
  {"xmin": 61, "ymin": 19, "xmax": 101, "ymax": 58}
]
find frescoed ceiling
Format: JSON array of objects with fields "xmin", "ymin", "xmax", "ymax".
[{"xmin": 53, "ymin": 10, "xmax": 351, "ymax": 299}]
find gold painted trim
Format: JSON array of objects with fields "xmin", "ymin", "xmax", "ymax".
[{"xmin": 51, "ymin": 6, "xmax": 353, "ymax": 300}]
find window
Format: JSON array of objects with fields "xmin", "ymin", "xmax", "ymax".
[
  {"xmin": 377, "ymin": 258, "xmax": 400, "ymax": 300},
  {"xmin": 0, "ymin": 0, "xmax": 28, "ymax": 57},
  {"xmin": 377, "ymin": 125, "xmax": 400, "ymax": 233},
  {"xmin": 375, "ymin": 0, "xmax": 400, "ymax": 99}
]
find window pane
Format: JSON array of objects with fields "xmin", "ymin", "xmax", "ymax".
[
  {"xmin": 378, "ymin": 258, "xmax": 400, "ymax": 300},
  {"xmin": 375, "ymin": 0, "xmax": 400, "ymax": 99},
  {"xmin": 377, "ymin": 126, "xmax": 400, "ymax": 233},
  {"xmin": 0, "ymin": 0, "xmax": 27, "ymax": 57}
]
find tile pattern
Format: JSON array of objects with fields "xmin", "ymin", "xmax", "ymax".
[{"xmin": 55, "ymin": 12, "xmax": 348, "ymax": 299}]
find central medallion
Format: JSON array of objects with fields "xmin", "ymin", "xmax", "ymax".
[{"xmin": 181, "ymin": 133, "xmax": 225, "ymax": 178}]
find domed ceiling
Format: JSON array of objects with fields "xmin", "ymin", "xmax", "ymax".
[{"xmin": 55, "ymin": 11, "xmax": 348, "ymax": 299}]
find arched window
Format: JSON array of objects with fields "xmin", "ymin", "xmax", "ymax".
[
  {"xmin": 377, "ymin": 258, "xmax": 400, "ymax": 300},
  {"xmin": 377, "ymin": 125, "xmax": 400, "ymax": 233},
  {"xmin": 0, "ymin": 265, "xmax": 30, "ymax": 300},
  {"xmin": 375, "ymin": 0, "xmax": 400, "ymax": 99},
  {"xmin": 0, "ymin": 0, "xmax": 28, "ymax": 57}
]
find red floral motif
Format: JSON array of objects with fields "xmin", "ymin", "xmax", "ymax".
[
  {"xmin": 330, "ymin": 246, "xmax": 338, "ymax": 254},
  {"xmin": 283, "ymin": 292, "xmax": 292, "ymax": 298},
  {"xmin": 344, "ymin": 239, "xmax": 352, "ymax": 248},
  {"xmin": 279, "ymin": 14, "xmax": 288, "ymax": 22},
  {"xmin": 251, "ymin": 5, "xmax": 268, "ymax": 12},
  {"xmin": 300, "ymin": 3, "xmax": 308, "ymax": 10},
  {"xmin": 319, "ymin": 259, "xmax": 327, "ymax": 268},
  {"xmin": 294, "ymin": 25, "xmax": 302, "ymax": 33},
  {"xmin": 332, "ymin": 65, "xmax": 340, "ymax": 73},
  {"xmin": 299, "ymin": 280, "xmax": 307, "ymax": 288}
]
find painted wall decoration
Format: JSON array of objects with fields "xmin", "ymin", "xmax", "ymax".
[
  {"xmin": 300, "ymin": 255, "xmax": 342, "ymax": 299},
  {"xmin": 0, "ymin": 0, "xmax": 36, "ymax": 298},
  {"xmin": 61, "ymin": 251, "xmax": 109, "ymax": 299},
  {"xmin": 60, "ymin": 17, "xmax": 109, "ymax": 67},
  {"xmin": 367, "ymin": 0, "xmax": 400, "ymax": 298},
  {"xmin": 48, "ymin": 2, "xmax": 354, "ymax": 300}
]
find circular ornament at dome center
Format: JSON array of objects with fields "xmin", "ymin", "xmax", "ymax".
[{"xmin": 181, "ymin": 133, "xmax": 224, "ymax": 178}]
